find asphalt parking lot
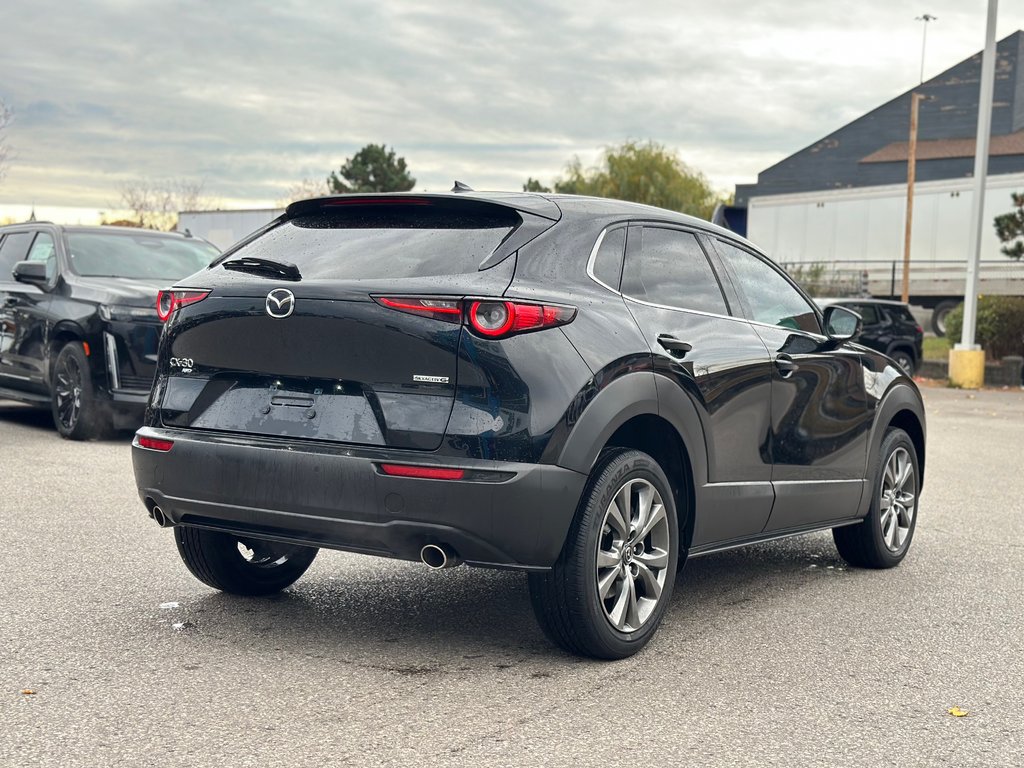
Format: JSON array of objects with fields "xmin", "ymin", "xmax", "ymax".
[{"xmin": 2, "ymin": 387, "xmax": 1023, "ymax": 768}]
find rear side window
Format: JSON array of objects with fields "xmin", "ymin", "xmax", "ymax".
[
  {"xmin": 591, "ymin": 227, "xmax": 625, "ymax": 290},
  {"xmin": 0, "ymin": 231, "xmax": 34, "ymax": 277},
  {"xmin": 714, "ymin": 240, "xmax": 820, "ymax": 334},
  {"xmin": 621, "ymin": 227, "xmax": 727, "ymax": 314},
  {"xmin": 227, "ymin": 205, "xmax": 519, "ymax": 279}
]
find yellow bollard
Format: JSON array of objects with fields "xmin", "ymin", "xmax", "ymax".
[{"xmin": 948, "ymin": 348, "xmax": 986, "ymax": 388}]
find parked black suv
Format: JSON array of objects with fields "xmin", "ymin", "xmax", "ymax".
[
  {"xmin": 816, "ymin": 298, "xmax": 924, "ymax": 376},
  {"xmin": 132, "ymin": 193, "xmax": 926, "ymax": 658},
  {"xmin": 0, "ymin": 223, "xmax": 219, "ymax": 438}
]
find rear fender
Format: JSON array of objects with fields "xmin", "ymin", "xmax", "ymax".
[{"xmin": 555, "ymin": 372, "xmax": 708, "ymax": 489}]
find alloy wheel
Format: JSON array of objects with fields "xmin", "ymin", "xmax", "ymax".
[
  {"xmin": 596, "ymin": 478, "xmax": 671, "ymax": 632},
  {"xmin": 880, "ymin": 447, "xmax": 916, "ymax": 552},
  {"xmin": 54, "ymin": 355, "xmax": 83, "ymax": 430}
]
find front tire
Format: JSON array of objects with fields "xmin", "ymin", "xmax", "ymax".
[
  {"xmin": 833, "ymin": 428, "xmax": 919, "ymax": 568},
  {"xmin": 529, "ymin": 449, "xmax": 679, "ymax": 659},
  {"xmin": 889, "ymin": 349, "xmax": 916, "ymax": 377},
  {"xmin": 51, "ymin": 342, "xmax": 107, "ymax": 440},
  {"xmin": 174, "ymin": 527, "xmax": 318, "ymax": 596}
]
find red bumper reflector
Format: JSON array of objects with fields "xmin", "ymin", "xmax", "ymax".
[
  {"xmin": 138, "ymin": 436, "xmax": 174, "ymax": 452},
  {"xmin": 379, "ymin": 463, "xmax": 465, "ymax": 480}
]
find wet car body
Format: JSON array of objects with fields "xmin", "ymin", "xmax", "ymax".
[{"xmin": 132, "ymin": 192, "xmax": 926, "ymax": 658}]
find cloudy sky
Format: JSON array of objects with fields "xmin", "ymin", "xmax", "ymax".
[{"xmin": 1, "ymin": 0, "xmax": 1022, "ymax": 221}]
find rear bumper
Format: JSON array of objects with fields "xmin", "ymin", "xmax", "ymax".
[{"xmin": 131, "ymin": 427, "xmax": 587, "ymax": 570}]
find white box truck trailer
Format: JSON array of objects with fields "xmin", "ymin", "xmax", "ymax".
[{"xmin": 746, "ymin": 172, "xmax": 1024, "ymax": 335}]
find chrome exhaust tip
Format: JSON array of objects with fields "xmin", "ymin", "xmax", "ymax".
[
  {"xmin": 146, "ymin": 498, "xmax": 172, "ymax": 528},
  {"xmin": 420, "ymin": 543, "xmax": 461, "ymax": 569}
]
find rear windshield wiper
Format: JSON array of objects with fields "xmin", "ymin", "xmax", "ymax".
[{"xmin": 221, "ymin": 257, "xmax": 302, "ymax": 281}]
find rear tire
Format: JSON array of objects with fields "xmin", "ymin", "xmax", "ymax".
[
  {"xmin": 834, "ymin": 428, "xmax": 919, "ymax": 569},
  {"xmin": 528, "ymin": 449, "xmax": 679, "ymax": 659},
  {"xmin": 174, "ymin": 527, "xmax": 318, "ymax": 596},
  {"xmin": 51, "ymin": 342, "xmax": 108, "ymax": 440},
  {"xmin": 930, "ymin": 300, "xmax": 958, "ymax": 337}
]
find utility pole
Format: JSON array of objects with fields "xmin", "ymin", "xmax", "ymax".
[
  {"xmin": 949, "ymin": 0, "xmax": 998, "ymax": 389},
  {"xmin": 902, "ymin": 92, "xmax": 924, "ymax": 303},
  {"xmin": 916, "ymin": 14, "xmax": 937, "ymax": 84}
]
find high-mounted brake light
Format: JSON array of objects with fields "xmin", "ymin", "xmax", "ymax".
[
  {"xmin": 379, "ymin": 463, "xmax": 465, "ymax": 480},
  {"xmin": 157, "ymin": 289, "xmax": 210, "ymax": 322},
  {"xmin": 375, "ymin": 296, "xmax": 576, "ymax": 339},
  {"xmin": 321, "ymin": 197, "xmax": 432, "ymax": 207}
]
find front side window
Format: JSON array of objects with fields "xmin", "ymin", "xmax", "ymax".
[
  {"xmin": 0, "ymin": 232, "xmax": 34, "ymax": 277},
  {"xmin": 714, "ymin": 240, "xmax": 820, "ymax": 334},
  {"xmin": 27, "ymin": 232, "xmax": 57, "ymax": 281},
  {"xmin": 621, "ymin": 227, "xmax": 727, "ymax": 315}
]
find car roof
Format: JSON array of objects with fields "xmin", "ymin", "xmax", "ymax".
[
  {"xmin": 284, "ymin": 190, "xmax": 746, "ymax": 244},
  {"xmin": 0, "ymin": 223, "xmax": 193, "ymax": 239}
]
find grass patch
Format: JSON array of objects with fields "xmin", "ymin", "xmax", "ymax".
[{"xmin": 923, "ymin": 336, "xmax": 951, "ymax": 361}]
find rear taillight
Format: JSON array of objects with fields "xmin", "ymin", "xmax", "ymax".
[
  {"xmin": 157, "ymin": 289, "xmax": 210, "ymax": 322},
  {"xmin": 374, "ymin": 296, "xmax": 576, "ymax": 339},
  {"xmin": 376, "ymin": 297, "xmax": 462, "ymax": 323}
]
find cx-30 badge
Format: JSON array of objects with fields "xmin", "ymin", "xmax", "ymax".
[{"xmin": 266, "ymin": 289, "xmax": 295, "ymax": 319}]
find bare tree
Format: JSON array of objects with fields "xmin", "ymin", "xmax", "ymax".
[
  {"xmin": 277, "ymin": 177, "xmax": 330, "ymax": 207},
  {"xmin": 0, "ymin": 98, "xmax": 13, "ymax": 184},
  {"xmin": 117, "ymin": 178, "xmax": 218, "ymax": 230}
]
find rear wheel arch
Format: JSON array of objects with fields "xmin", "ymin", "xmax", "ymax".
[
  {"xmin": 868, "ymin": 385, "xmax": 926, "ymax": 492},
  {"xmin": 602, "ymin": 414, "xmax": 697, "ymax": 555},
  {"xmin": 555, "ymin": 372, "xmax": 707, "ymax": 555}
]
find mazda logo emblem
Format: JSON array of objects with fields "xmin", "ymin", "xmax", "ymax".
[{"xmin": 266, "ymin": 288, "xmax": 295, "ymax": 319}]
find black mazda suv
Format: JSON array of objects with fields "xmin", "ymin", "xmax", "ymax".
[{"xmin": 132, "ymin": 192, "xmax": 926, "ymax": 658}]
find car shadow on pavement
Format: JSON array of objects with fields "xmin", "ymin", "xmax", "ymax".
[
  {"xmin": 168, "ymin": 533, "xmax": 849, "ymax": 662},
  {"xmin": 0, "ymin": 401, "xmax": 54, "ymax": 431}
]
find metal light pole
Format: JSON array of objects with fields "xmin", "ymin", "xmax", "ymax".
[
  {"xmin": 950, "ymin": 0, "xmax": 998, "ymax": 388},
  {"xmin": 902, "ymin": 93, "xmax": 924, "ymax": 303},
  {"xmin": 916, "ymin": 14, "xmax": 937, "ymax": 84}
]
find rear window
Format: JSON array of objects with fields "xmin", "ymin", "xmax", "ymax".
[{"xmin": 225, "ymin": 206, "xmax": 519, "ymax": 279}]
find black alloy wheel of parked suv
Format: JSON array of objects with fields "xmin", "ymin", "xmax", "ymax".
[{"xmin": 131, "ymin": 192, "xmax": 926, "ymax": 659}]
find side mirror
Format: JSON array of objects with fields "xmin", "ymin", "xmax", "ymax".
[
  {"xmin": 12, "ymin": 260, "xmax": 48, "ymax": 285},
  {"xmin": 823, "ymin": 305, "xmax": 862, "ymax": 342}
]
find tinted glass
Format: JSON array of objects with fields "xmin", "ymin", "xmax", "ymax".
[
  {"xmin": 592, "ymin": 227, "xmax": 625, "ymax": 289},
  {"xmin": 226, "ymin": 207, "xmax": 517, "ymax": 279},
  {"xmin": 66, "ymin": 232, "xmax": 219, "ymax": 280},
  {"xmin": 851, "ymin": 303, "xmax": 880, "ymax": 325},
  {"xmin": 621, "ymin": 227, "xmax": 727, "ymax": 314},
  {"xmin": 0, "ymin": 232, "xmax": 34, "ymax": 277},
  {"xmin": 715, "ymin": 240, "xmax": 820, "ymax": 334}
]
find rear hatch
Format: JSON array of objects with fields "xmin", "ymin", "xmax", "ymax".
[{"xmin": 156, "ymin": 195, "xmax": 558, "ymax": 450}]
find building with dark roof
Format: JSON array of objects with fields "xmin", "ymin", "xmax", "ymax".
[{"xmin": 734, "ymin": 30, "xmax": 1024, "ymax": 207}]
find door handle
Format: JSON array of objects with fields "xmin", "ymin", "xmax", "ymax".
[
  {"xmin": 774, "ymin": 353, "xmax": 798, "ymax": 377},
  {"xmin": 657, "ymin": 334, "xmax": 692, "ymax": 358}
]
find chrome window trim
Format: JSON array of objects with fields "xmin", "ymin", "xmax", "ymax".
[{"xmin": 621, "ymin": 294, "xmax": 741, "ymax": 324}]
